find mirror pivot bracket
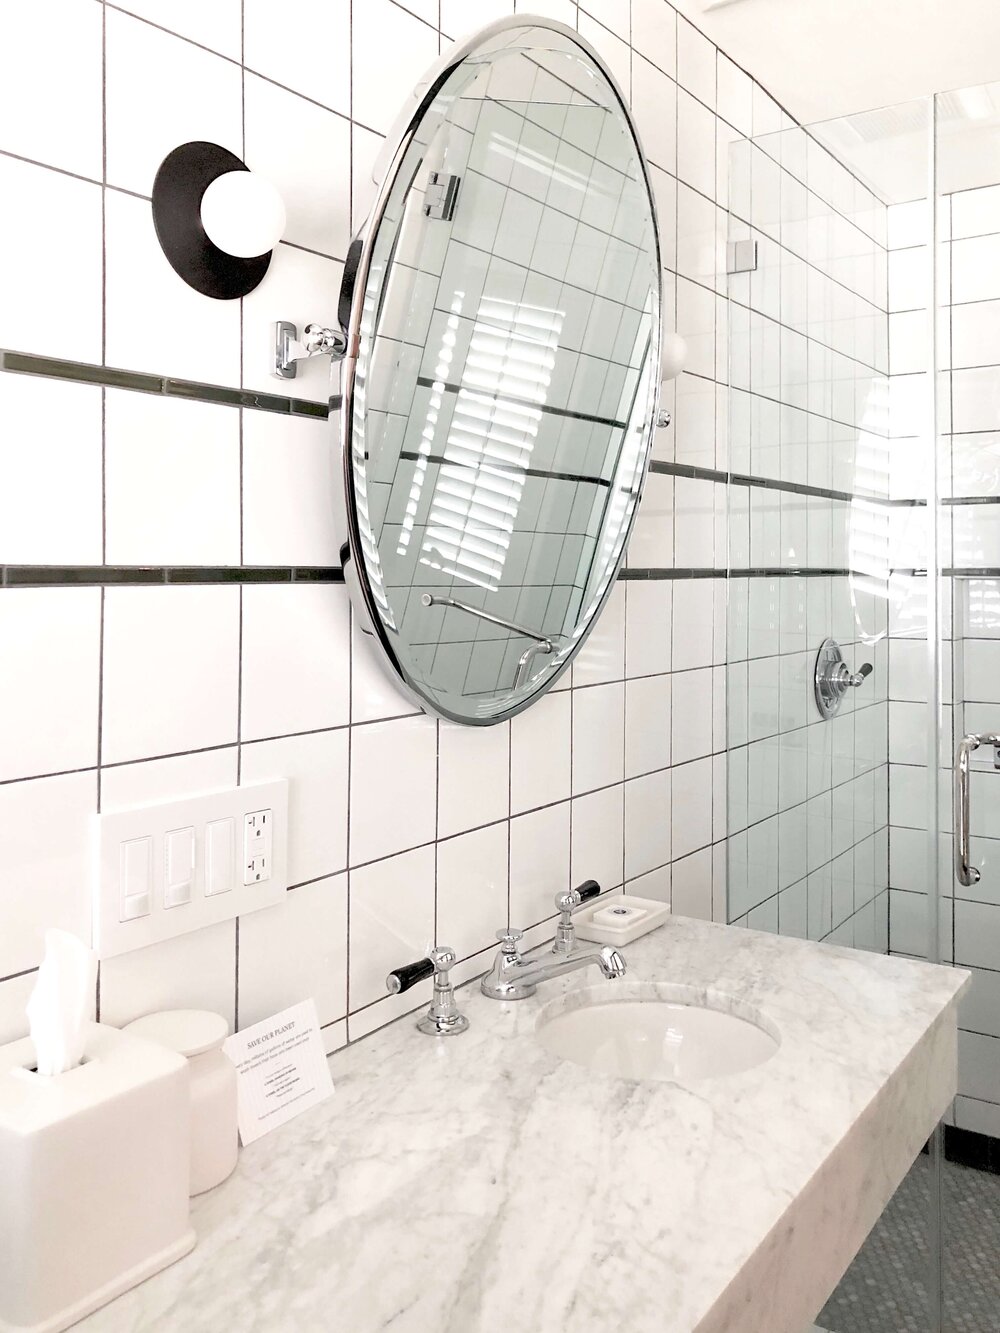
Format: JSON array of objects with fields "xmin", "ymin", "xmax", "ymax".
[{"xmin": 273, "ymin": 320, "xmax": 347, "ymax": 379}]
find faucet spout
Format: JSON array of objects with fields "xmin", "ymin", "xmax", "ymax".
[
  {"xmin": 480, "ymin": 930, "xmax": 627, "ymax": 1000},
  {"xmin": 595, "ymin": 945, "xmax": 627, "ymax": 979}
]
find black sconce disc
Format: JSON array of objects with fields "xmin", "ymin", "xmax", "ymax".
[{"xmin": 151, "ymin": 141, "xmax": 271, "ymax": 300}]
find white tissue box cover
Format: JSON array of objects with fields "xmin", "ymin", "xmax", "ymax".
[
  {"xmin": 573, "ymin": 894, "xmax": 671, "ymax": 945},
  {"xmin": 0, "ymin": 1022, "xmax": 195, "ymax": 1333}
]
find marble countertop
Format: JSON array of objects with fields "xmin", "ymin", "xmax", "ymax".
[{"xmin": 81, "ymin": 918, "xmax": 969, "ymax": 1333}]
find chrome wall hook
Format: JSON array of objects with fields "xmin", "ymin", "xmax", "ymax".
[{"xmin": 272, "ymin": 321, "xmax": 348, "ymax": 379}]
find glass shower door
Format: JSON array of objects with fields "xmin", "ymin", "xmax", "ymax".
[
  {"xmin": 932, "ymin": 80, "xmax": 1000, "ymax": 1332},
  {"xmin": 725, "ymin": 84, "xmax": 1000, "ymax": 1333}
]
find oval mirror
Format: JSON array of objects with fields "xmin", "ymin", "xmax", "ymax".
[{"xmin": 337, "ymin": 17, "xmax": 661, "ymax": 724}]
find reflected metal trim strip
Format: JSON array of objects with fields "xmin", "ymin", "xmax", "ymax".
[{"xmin": 414, "ymin": 376, "xmax": 629, "ymax": 430}]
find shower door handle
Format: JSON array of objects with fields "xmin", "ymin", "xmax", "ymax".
[{"xmin": 955, "ymin": 732, "xmax": 1000, "ymax": 886}]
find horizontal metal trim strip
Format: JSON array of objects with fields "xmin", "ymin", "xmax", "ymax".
[
  {"xmin": 1, "ymin": 565, "xmax": 345, "ymax": 587},
  {"xmin": 0, "ymin": 350, "xmax": 334, "ymax": 418},
  {"xmin": 414, "ymin": 376, "xmax": 628, "ymax": 430},
  {"xmin": 648, "ymin": 460, "xmax": 917, "ymax": 507},
  {"xmin": 1, "ymin": 562, "xmax": 877, "ymax": 589},
  {"xmin": 890, "ymin": 568, "xmax": 1000, "ymax": 578},
  {"xmin": 620, "ymin": 566, "xmax": 857, "ymax": 580}
]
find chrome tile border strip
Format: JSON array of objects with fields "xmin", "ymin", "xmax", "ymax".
[
  {"xmin": 1, "ymin": 565, "xmax": 345, "ymax": 587},
  {"xmin": 1, "ymin": 349, "xmax": 335, "ymax": 418}
]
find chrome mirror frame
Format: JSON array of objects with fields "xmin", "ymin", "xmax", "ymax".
[{"xmin": 332, "ymin": 16, "xmax": 663, "ymax": 725}]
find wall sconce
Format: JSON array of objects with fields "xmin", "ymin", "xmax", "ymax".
[
  {"xmin": 152, "ymin": 139, "xmax": 344, "ymax": 380},
  {"xmin": 656, "ymin": 331, "xmax": 688, "ymax": 427},
  {"xmin": 152, "ymin": 141, "xmax": 287, "ymax": 299}
]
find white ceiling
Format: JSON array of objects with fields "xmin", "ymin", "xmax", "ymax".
[{"xmin": 672, "ymin": 0, "xmax": 1000, "ymax": 127}]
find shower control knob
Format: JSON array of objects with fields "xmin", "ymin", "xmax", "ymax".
[{"xmin": 814, "ymin": 638, "xmax": 873, "ymax": 720}]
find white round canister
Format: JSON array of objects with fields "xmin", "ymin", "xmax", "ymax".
[{"xmin": 124, "ymin": 1010, "xmax": 238, "ymax": 1195}]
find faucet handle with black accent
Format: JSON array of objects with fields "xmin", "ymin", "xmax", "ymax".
[
  {"xmin": 386, "ymin": 945, "xmax": 469, "ymax": 1036},
  {"xmin": 552, "ymin": 879, "xmax": 601, "ymax": 955}
]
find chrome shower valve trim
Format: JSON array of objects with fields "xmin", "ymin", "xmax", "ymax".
[{"xmin": 814, "ymin": 637, "xmax": 873, "ymax": 720}]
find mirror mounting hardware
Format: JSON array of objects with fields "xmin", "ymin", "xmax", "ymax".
[
  {"xmin": 272, "ymin": 320, "xmax": 347, "ymax": 380},
  {"xmin": 424, "ymin": 171, "xmax": 461, "ymax": 220}
]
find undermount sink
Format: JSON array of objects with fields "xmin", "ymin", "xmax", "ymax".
[{"xmin": 537, "ymin": 994, "xmax": 779, "ymax": 1082}]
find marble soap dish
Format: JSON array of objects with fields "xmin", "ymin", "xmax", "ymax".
[{"xmin": 573, "ymin": 894, "xmax": 670, "ymax": 946}]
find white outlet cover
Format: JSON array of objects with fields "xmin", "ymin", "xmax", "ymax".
[{"xmin": 93, "ymin": 780, "xmax": 288, "ymax": 959}]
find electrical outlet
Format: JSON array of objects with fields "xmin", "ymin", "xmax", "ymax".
[
  {"xmin": 243, "ymin": 809, "xmax": 273, "ymax": 885},
  {"xmin": 93, "ymin": 781, "xmax": 288, "ymax": 959}
]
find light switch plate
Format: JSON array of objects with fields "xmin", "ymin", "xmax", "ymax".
[{"xmin": 93, "ymin": 780, "xmax": 289, "ymax": 959}]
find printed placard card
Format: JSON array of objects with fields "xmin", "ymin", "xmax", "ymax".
[{"xmin": 223, "ymin": 999, "xmax": 334, "ymax": 1145}]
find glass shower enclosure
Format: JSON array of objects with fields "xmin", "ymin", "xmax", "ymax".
[{"xmin": 726, "ymin": 86, "xmax": 1000, "ymax": 1333}]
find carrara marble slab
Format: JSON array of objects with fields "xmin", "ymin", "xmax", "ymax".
[{"xmin": 79, "ymin": 917, "xmax": 968, "ymax": 1333}]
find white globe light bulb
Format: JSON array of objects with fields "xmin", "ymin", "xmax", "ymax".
[
  {"xmin": 200, "ymin": 170, "xmax": 286, "ymax": 258},
  {"xmin": 660, "ymin": 331, "xmax": 688, "ymax": 381}
]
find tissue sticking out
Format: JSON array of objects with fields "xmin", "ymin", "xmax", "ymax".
[{"xmin": 26, "ymin": 929, "xmax": 97, "ymax": 1076}]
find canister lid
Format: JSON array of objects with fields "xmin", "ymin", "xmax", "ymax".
[{"xmin": 124, "ymin": 1009, "xmax": 229, "ymax": 1059}]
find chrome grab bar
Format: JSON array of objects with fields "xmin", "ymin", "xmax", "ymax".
[
  {"xmin": 420, "ymin": 593, "xmax": 556, "ymax": 689},
  {"xmin": 955, "ymin": 732, "xmax": 1000, "ymax": 887}
]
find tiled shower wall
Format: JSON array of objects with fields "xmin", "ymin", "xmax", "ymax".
[
  {"xmin": 0, "ymin": 0, "xmax": 801, "ymax": 1048},
  {"xmin": 887, "ymin": 185, "xmax": 1000, "ymax": 1139},
  {"xmin": 724, "ymin": 124, "xmax": 891, "ymax": 945}
]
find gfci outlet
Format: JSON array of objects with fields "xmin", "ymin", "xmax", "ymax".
[
  {"xmin": 243, "ymin": 809, "xmax": 273, "ymax": 884},
  {"xmin": 93, "ymin": 780, "xmax": 289, "ymax": 959}
]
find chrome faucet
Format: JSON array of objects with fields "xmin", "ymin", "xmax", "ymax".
[{"xmin": 480, "ymin": 926, "xmax": 626, "ymax": 1000}]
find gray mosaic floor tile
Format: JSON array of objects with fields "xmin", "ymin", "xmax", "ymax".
[{"xmin": 819, "ymin": 1155, "xmax": 1000, "ymax": 1333}]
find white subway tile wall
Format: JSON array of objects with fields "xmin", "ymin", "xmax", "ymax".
[
  {"xmin": 0, "ymin": 0, "xmax": 859, "ymax": 1049},
  {"xmin": 725, "ymin": 117, "xmax": 891, "ymax": 953}
]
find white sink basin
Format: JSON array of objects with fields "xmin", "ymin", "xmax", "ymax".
[{"xmin": 537, "ymin": 997, "xmax": 779, "ymax": 1082}]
